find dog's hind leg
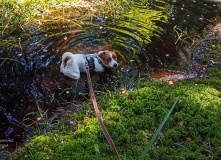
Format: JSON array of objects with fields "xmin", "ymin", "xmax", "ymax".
[{"xmin": 65, "ymin": 59, "xmax": 80, "ymax": 79}]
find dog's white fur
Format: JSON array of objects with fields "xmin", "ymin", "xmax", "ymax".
[{"xmin": 60, "ymin": 51, "xmax": 118, "ymax": 79}]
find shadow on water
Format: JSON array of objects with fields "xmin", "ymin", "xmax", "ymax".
[{"xmin": 0, "ymin": 0, "xmax": 220, "ymax": 155}]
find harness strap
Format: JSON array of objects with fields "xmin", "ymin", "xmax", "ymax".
[
  {"xmin": 85, "ymin": 56, "xmax": 95, "ymax": 71},
  {"xmin": 97, "ymin": 57, "xmax": 105, "ymax": 67},
  {"xmin": 85, "ymin": 62, "xmax": 121, "ymax": 160}
]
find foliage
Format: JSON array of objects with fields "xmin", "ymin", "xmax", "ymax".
[
  {"xmin": 0, "ymin": 0, "xmax": 132, "ymax": 39},
  {"xmin": 8, "ymin": 68, "xmax": 221, "ymax": 160},
  {"xmin": 0, "ymin": 0, "xmax": 171, "ymax": 51},
  {"xmin": 108, "ymin": 2, "xmax": 169, "ymax": 45},
  {"xmin": 0, "ymin": 0, "xmax": 138, "ymax": 36}
]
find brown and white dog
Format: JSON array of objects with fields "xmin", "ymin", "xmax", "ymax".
[{"xmin": 60, "ymin": 50, "xmax": 118, "ymax": 79}]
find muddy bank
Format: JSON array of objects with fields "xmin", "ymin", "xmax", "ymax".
[{"xmin": 150, "ymin": 23, "xmax": 221, "ymax": 82}]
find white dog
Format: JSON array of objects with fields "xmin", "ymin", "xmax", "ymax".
[{"xmin": 60, "ymin": 50, "xmax": 119, "ymax": 79}]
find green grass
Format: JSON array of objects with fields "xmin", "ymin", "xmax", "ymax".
[
  {"xmin": 0, "ymin": 0, "xmax": 133, "ymax": 38},
  {"xmin": 8, "ymin": 68, "xmax": 221, "ymax": 160}
]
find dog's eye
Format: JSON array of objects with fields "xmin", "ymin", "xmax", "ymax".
[
  {"xmin": 107, "ymin": 58, "xmax": 111, "ymax": 61},
  {"xmin": 113, "ymin": 56, "xmax": 116, "ymax": 59}
]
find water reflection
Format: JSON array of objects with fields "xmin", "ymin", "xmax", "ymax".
[{"xmin": 0, "ymin": 0, "xmax": 220, "ymax": 154}]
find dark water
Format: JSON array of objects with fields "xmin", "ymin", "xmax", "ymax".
[{"xmin": 0, "ymin": 0, "xmax": 220, "ymax": 155}]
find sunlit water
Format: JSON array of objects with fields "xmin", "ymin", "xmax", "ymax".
[{"xmin": 0, "ymin": 0, "xmax": 220, "ymax": 155}]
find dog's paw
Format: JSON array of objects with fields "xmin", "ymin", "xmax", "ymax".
[{"xmin": 70, "ymin": 74, "xmax": 80, "ymax": 79}]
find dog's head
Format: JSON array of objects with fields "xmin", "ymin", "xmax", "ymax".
[{"xmin": 98, "ymin": 50, "xmax": 119, "ymax": 68}]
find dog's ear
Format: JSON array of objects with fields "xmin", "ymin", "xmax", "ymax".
[
  {"xmin": 113, "ymin": 50, "xmax": 120, "ymax": 55},
  {"xmin": 101, "ymin": 44, "xmax": 113, "ymax": 51},
  {"xmin": 98, "ymin": 51, "xmax": 106, "ymax": 59}
]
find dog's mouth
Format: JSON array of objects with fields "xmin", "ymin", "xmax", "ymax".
[{"xmin": 104, "ymin": 63, "xmax": 118, "ymax": 68}]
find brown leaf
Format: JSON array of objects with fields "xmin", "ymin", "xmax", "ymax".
[
  {"xmin": 85, "ymin": 132, "xmax": 91, "ymax": 135},
  {"xmin": 120, "ymin": 88, "xmax": 126, "ymax": 95},
  {"xmin": 109, "ymin": 11, "xmax": 113, "ymax": 16},
  {"xmin": 13, "ymin": 44, "xmax": 20, "ymax": 48},
  {"xmin": 83, "ymin": 118, "xmax": 90, "ymax": 123},
  {"xmin": 179, "ymin": 121, "xmax": 183, "ymax": 127},
  {"xmin": 186, "ymin": 137, "xmax": 191, "ymax": 141},
  {"xmin": 69, "ymin": 121, "xmax": 74, "ymax": 125},
  {"xmin": 168, "ymin": 80, "xmax": 174, "ymax": 86}
]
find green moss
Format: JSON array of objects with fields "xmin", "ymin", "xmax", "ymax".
[{"xmin": 10, "ymin": 69, "xmax": 221, "ymax": 160}]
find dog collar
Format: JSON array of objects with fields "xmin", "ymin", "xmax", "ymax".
[
  {"xmin": 96, "ymin": 56, "xmax": 106, "ymax": 68},
  {"xmin": 96, "ymin": 56, "xmax": 109, "ymax": 70}
]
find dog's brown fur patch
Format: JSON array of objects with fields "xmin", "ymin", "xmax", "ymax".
[{"xmin": 63, "ymin": 57, "xmax": 70, "ymax": 67}]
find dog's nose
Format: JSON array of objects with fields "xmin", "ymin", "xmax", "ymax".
[{"xmin": 113, "ymin": 63, "xmax": 118, "ymax": 68}]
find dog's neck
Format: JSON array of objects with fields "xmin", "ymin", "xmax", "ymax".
[{"xmin": 84, "ymin": 54, "xmax": 106, "ymax": 72}]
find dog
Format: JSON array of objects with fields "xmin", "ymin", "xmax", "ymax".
[{"xmin": 60, "ymin": 50, "xmax": 119, "ymax": 79}]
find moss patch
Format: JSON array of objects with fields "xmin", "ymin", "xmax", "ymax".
[{"xmin": 10, "ymin": 69, "xmax": 221, "ymax": 160}]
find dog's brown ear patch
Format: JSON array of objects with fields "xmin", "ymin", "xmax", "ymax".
[
  {"xmin": 98, "ymin": 51, "xmax": 106, "ymax": 59},
  {"xmin": 63, "ymin": 57, "xmax": 70, "ymax": 67},
  {"xmin": 99, "ymin": 51, "xmax": 111, "ymax": 65}
]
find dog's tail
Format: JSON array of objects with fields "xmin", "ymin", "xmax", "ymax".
[
  {"xmin": 61, "ymin": 52, "xmax": 75, "ymax": 69},
  {"xmin": 62, "ymin": 52, "xmax": 73, "ymax": 61}
]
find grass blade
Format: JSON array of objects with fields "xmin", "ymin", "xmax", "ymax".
[
  {"xmin": 139, "ymin": 97, "xmax": 179, "ymax": 160},
  {"xmin": 94, "ymin": 144, "xmax": 101, "ymax": 160},
  {"xmin": 124, "ymin": 153, "xmax": 127, "ymax": 160}
]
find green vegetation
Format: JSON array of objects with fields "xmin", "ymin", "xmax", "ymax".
[
  {"xmin": 0, "ymin": 0, "xmax": 115, "ymax": 35},
  {"xmin": 0, "ymin": 0, "xmax": 170, "ymax": 50},
  {"xmin": 8, "ymin": 68, "xmax": 221, "ymax": 160}
]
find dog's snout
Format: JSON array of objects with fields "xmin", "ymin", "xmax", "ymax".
[{"xmin": 113, "ymin": 63, "xmax": 118, "ymax": 68}]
